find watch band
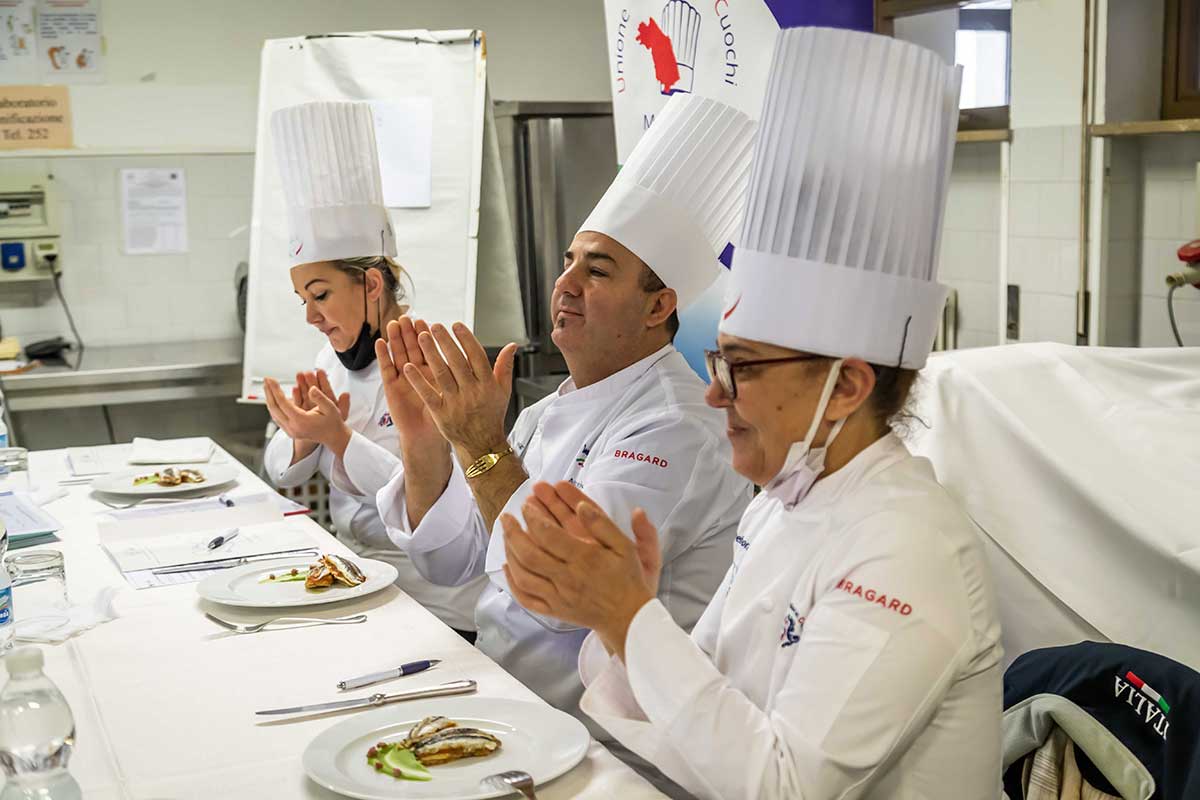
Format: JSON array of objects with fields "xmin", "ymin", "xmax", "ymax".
[{"xmin": 463, "ymin": 445, "xmax": 514, "ymax": 479}]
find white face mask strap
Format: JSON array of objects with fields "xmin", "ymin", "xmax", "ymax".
[{"xmin": 800, "ymin": 358, "xmax": 844, "ymax": 450}]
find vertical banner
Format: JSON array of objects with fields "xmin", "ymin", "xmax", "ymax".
[{"xmin": 600, "ymin": 0, "xmax": 873, "ymax": 377}]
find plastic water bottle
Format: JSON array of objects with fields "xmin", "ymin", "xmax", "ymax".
[
  {"xmin": 0, "ymin": 648, "xmax": 81, "ymax": 799},
  {"xmin": 0, "ymin": 386, "xmax": 7, "ymax": 448},
  {"xmin": 0, "ymin": 519, "xmax": 10, "ymax": 654}
]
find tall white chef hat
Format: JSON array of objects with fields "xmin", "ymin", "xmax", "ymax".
[
  {"xmin": 577, "ymin": 94, "xmax": 756, "ymax": 310},
  {"xmin": 720, "ymin": 28, "xmax": 960, "ymax": 369},
  {"xmin": 270, "ymin": 101, "xmax": 397, "ymax": 269}
]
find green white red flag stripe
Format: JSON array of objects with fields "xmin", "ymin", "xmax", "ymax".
[{"xmin": 1126, "ymin": 671, "xmax": 1170, "ymax": 714}]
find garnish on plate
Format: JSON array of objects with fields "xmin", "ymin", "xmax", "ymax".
[{"xmin": 258, "ymin": 567, "xmax": 309, "ymax": 584}]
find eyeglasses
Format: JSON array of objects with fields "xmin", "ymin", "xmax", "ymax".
[{"xmin": 704, "ymin": 349, "xmax": 823, "ymax": 400}]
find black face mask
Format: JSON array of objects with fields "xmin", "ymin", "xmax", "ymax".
[
  {"xmin": 334, "ymin": 269, "xmax": 380, "ymax": 372},
  {"xmin": 335, "ymin": 320, "xmax": 379, "ymax": 371}
]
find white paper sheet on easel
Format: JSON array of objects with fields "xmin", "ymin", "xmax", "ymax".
[{"xmin": 370, "ymin": 98, "xmax": 433, "ymax": 208}]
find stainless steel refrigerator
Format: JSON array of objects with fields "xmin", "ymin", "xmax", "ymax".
[{"xmin": 493, "ymin": 101, "xmax": 618, "ymax": 411}]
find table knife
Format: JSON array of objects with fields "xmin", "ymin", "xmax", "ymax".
[
  {"xmin": 151, "ymin": 547, "xmax": 317, "ymax": 576},
  {"xmin": 255, "ymin": 679, "xmax": 477, "ymax": 716}
]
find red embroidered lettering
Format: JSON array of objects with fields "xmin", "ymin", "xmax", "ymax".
[
  {"xmin": 835, "ymin": 577, "xmax": 914, "ymax": 616},
  {"xmin": 610, "ymin": 449, "xmax": 669, "ymax": 468}
]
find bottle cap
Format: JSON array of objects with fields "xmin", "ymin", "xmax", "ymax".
[{"xmin": 5, "ymin": 647, "xmax": 43, "ymax": 676}]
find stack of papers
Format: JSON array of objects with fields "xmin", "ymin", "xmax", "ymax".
[
  {"xmin": 97, "ymin": 495, "xmax": 316, "ymax": 589},
  {"xmin": 103, "ymin": 521, "xmax": 318, "ymax": 590},
  {"xmin": 0, "ymin": 491, "xmax": 62, "ymax": 549},
  {"xmin": 128, "ymin": 437, "xmax": 215, "ymax": 465}
]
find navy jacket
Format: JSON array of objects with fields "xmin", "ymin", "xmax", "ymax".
[{"xmin": 1003, "ymin": 642, "xmax": 1199, "ymax": 799}]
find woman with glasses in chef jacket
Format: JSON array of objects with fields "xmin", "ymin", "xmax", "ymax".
[
  {"xmin": 496, "ymin": 28, "xmax": 1004, "ymax": 800},
  {"xmin": 261, "ymin": 101, "xmax": 484, "ymax": 640}
]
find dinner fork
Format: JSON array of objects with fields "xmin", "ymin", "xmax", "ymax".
[
  {"xmin": 204, "ymin": 613, "xmax": 366, "ymax": 634},
  {"xmin": 482, "ymin": 770, "xmax": 539, "ymax": 799},
  {"xmin": 96, "ymin": 496, "xmax": 192, "ymax": 510}
]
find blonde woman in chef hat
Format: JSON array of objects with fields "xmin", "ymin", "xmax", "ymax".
[
  {"xmin": 261, "ymin": 101, "xmax": 485, "ymax": 640},
  {"xmin": 497, "ymin": 28, "xmax": 1004, "ymax": 800}
]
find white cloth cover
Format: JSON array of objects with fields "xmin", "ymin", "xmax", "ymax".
[
  {"xmin": 721, "ymin": 27, "xmax": 960, "ymax": 368},
  {"xmin": 270, "ymin": 101, "xmax": 397, "ymax": 267},
  {"xmin": 127, "ymin": 437, "xmax": 214, "ymax": 465},
  {"xmin": 911, "ymin": 343, "xmax": 1200, "ymax": 670},
  {"xmin": 578, "ymin": 94, "xmax": 756, "ymax": 310}
]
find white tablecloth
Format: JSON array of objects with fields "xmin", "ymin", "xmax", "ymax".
[{"xmin": 2, "ymin": 445, "xmax": 662, "ymax": 799}]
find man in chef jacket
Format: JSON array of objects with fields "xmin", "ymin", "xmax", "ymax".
[{"xmin": 374, "ymin": 95, "xmax": 757, "ymax": 758}]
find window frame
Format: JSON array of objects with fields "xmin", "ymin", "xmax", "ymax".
[{"xmin": 1163, "ymin": 0, "xmax": 1200, "ymax": 119}]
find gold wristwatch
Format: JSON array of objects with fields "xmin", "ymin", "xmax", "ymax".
[{"xmin": 463, "ymin": 445, "xmax": 514, "ymax": 479}]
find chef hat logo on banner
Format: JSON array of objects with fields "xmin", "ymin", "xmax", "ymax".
[
  {"xmin": 720, "ymin": 27, "xmax": 960, "ymax": 370},
  {"xmin": 636, "ymin": 0, "xmax": 702, "ymax": 96}
]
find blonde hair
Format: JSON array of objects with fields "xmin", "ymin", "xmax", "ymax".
[{"xmin": 334, "ymin": 255, "xmax": 412, "ymax": 312}]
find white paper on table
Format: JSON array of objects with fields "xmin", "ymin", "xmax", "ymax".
[
  {"xmin": 66, "ymin": 446, "xmax": 130, "ymax": 477},
  {"xmin": 0, "ymin": 1, "xmax": 37, "ymax": 85},
  {"xmin": 120, "ymin": 167, "xmax": 188, "ymax": 255},
  {"xmin": 121, "ymin": 566, "xmax": 225, "ymax": 590},
  {"xmin": 96, "ymin": 494, "xmax": 282, "ymax": 540},
  {"xmin": 369, "ymin": 98, "xmax": 433, "ymax": 208},
  {"xmin": 101, "ymin": 519, "xmax": 316, "ymax": 573},
  {"xmin": 0, "ymin": 491, "xmax": 61, "ymax": 537},
  {"xmin": 35, "ymin": 0, "xmax": 102, "ymax": 81},
  {"xmin": 127, "ymin": 437, "xmax": 214, "ymax": 465}
]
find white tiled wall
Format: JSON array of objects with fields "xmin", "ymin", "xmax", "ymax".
[
  {"xmin": 1137, "ymin": 136, "xmax": 1200, "ymax": 347},
  {"xmin": 1007, "ymin": 125, "xmax": 1084, "ymax": 344},
  {"xmin": 939, "ymin": 142, "xmax": 1003, "ymax": 349},
  {"xmin": 0, "ymin": 154, "xmax": 251, "ymax": 347}
]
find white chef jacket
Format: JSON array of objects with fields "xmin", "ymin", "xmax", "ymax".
[
  {"xmin": 263, "ymin": 343, "xmax": 485, "ymax": 632},
  {"xmin": 378, "ymin": 344, "xmax": 753, "ymax": 728},
  {"xmin": 577, "ymin": 433, "xmax": 1004, "ymax": 800}
]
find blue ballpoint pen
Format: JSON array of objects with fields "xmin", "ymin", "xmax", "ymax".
[{"xmin": 337, "ymin": 660, "xmax": 442, "ymax": 690}]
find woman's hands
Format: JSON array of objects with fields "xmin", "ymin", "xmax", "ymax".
[{"xmin": 263, "ymin": 369, "xmax": 352, "ymax": 461}]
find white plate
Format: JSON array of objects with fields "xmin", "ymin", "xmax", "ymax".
[
  {"xmin": 90, "ymin": 464, "xmax": 239, "ymax": 497},
  {"xmin": 197, "ymin": 555, "xmax": 398, "ymax": 608},
  {"xmin": 303, "ymin": 697, "xmax": 590, "ymax": 799}
]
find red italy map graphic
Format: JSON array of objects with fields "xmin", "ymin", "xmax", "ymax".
[{"xmin": 636, "ymin": 18, "xmax": 680, "ymax": 94}]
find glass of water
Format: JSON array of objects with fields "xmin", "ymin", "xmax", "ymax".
[{"xmin": 5, "ymin": 551, "xmax": 68, "ymax": 613}]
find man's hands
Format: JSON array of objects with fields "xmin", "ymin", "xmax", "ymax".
[
  {"xmin": 399, "ymin": 319, "xmax": 519, "ymax": 462},
  {"xmin": 375, "ymin": 317, "xmax": 445, "ymax": 451},
  {"xmin": 376, "ymin": 316, "xmax": 521, "ymax": 531},
  {"xmin": 263, "ymin": 370, "xmax": 352, "ymax": 462}
]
